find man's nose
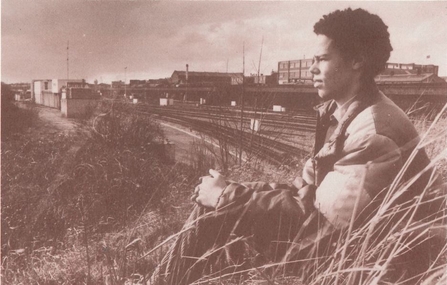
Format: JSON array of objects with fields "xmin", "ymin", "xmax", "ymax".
[{"xmin": 309, "ymin": 61, "xmax": 319, "ymax": 75}]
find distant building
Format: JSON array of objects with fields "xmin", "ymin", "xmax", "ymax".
[
  {"xmin": 9, "ymin": 82, "xmax": 31, "ymax": 100},
  {"xmin": 277, "ymin": 58, "xmax": 442, "ymax": 84},
  {"xmin": 375, "ymin": 73, "xmax": 445, "ymax": 84},
  {"xmin": 376, "ymin": 62, "xmax": 443, "ymax": 84},
  {"xmin": 32, "ymin": 79, "xmax": 89, "ymax": 108},
  {"xmin": 382, "ymin": 62, "xmax": 439, "ymax": 76},
  {"xmin": 9, "ymin": 82, "xmax": 31, "ymax": 93},
  {"xmin": 111, "ymin": 80, "xmax": 125, "ymax": 89},
  {"xmin": 129, "ymin": 80, "xmax": 146, "ymax": 88},
  {"xmin": 88, "ymin": 82, "xmax": 111, "ymax": 89},
  {"xmin": 278, "ymin": 59, "xmax": 313, "ymax": 85},
  {"xmin": 171, "ymin": 71, "xmax": 243, "ymax": 86},
  {"xmin": 247, "ymin": 71, "xmax": 279, "ymax": 85},
  {"xmin": 61, "ymin": 87, "xmax": 99, "ymax": 118},
  {"xmin": 98, "ymin": 83, "xmax": 111, "ymax": 89},
  {"xmin": 147, "ymin": 78, "xmax": 170, "ymax": 87}
]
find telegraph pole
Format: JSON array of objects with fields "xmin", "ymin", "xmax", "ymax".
[
  {"xmin": 67, "ymin": 41, "xmax": 69, "ymax": 80},
  {"xmin": 124, "ymin": 67, "xmax": 127, "ymax": 97},
  {"xmin": 257, "ymin": 36, "xmax": 264, "ymax": 80},
  {"xmin": 239, "ymin": 43, "xmax": 245, "ymax": 165}
]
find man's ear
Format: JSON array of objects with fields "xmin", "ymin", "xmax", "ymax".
[{"xmin": 352, "ymin": 55, "xmax": 366, "ymax": 70}]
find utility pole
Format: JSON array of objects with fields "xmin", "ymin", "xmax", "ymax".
[
  {"xmin": 67, "ymin": 41, "xmax": 69, "ymax": 80},
  {"xmin": 239, "ymin": 43, "xmax": 245, "ymax": 165},
  {"xmin": 185, "ymin": 64, "xmax": 189, "ymax": 102},
  {"xmin": 257, "ymin": 36, "xmax": 264, "ymax": 80},
  {"xmin": 124, "ymin": 67, "xmax": 127, "ymax": 97}
]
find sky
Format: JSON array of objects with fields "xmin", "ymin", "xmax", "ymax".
[{"xmin": 2, "ymin": 1, "xmax": 447, "ymax": 84}]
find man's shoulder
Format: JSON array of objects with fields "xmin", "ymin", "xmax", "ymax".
[{"xmin": 348, "ymin": 93, "xmax": 419, "ymax": 146}]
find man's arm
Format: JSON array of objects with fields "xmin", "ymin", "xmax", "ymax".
[{"xmin": 193, "ymin": 170, "xmax": 309, "ymax": 213}]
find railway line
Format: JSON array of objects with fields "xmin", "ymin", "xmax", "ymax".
[
  {"xmin": 109, "ymin": 99, "xmax": 316, "ymax": 165},
  {"xmin": 138, "ymin": 102, "xmax": 316, "ymax": 132},
  {"xmin": 148, "ymin": 112, "xmax": 309, "ymax": 165}
]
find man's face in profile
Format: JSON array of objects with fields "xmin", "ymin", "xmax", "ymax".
[{"xmin": 310, "ymin": 35, "xmax": 356, "ymax": 103}]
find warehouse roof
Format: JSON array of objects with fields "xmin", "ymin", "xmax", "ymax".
[
  {"xmin": 375, "ymin": 73, "xmax": 443, "ymax": 83},
  {"xmin": 172, "ymin": 71, "xmax": 243, "ymax": 78}
]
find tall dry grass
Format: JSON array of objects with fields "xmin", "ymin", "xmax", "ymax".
[
  {"xmin": 147, "ymin": 105, "xmax": 446, "ymax": 285},
  {"xmin": 1, "ymin": 101, "xmax": 202, "ymax": 284}
]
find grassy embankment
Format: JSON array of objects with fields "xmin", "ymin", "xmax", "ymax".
[{"xmin": 1, "ymin": 97, "xmax": 217, "ymax": 284}]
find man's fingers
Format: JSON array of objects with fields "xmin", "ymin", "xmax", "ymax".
[{"xmin": 209, "ymin": 169, "xmax": 221, "ymax": 177}]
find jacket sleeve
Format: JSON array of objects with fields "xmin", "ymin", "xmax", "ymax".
[
  {"xmin": 216, "ymin": 181, "xmax": 308, "ymax": 214},
  {"xmin": 313, "ymin": 133, "xmax": 402, "ymax": 228}
]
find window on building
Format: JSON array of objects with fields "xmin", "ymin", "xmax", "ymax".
[{"xmin": 44, "ymin": 82, "xmax": 49, "ymax": 90}]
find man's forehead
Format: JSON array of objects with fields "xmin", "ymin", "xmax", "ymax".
[{"xmin": 314, "ymin": 34, "xmax": 334, "ymax": 56}]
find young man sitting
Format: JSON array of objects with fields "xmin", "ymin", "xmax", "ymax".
[{"xmin": 150, "ymin": 8, "xmax": 442, "ymax": 285}]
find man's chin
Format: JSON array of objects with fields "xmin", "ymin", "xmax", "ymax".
[{"xmin": 317, "ymin": 91, "xmax": 331, "ymax": 101}]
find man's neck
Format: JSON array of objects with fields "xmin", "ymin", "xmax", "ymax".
[{"xmin": 334, "ymin": 77, "xmax": 376, "ymax": 107}]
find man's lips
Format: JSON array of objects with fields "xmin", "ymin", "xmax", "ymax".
[{"xmin": 313, "ymin": 79, "xmax": 323, "ymax": 88}]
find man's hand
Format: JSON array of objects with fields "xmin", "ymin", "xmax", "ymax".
[{"xmin": 192, "ymin": 169, "xmax": 227, "ymax": 209}]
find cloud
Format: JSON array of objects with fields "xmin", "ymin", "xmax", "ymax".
[{"xmin": 2, "ymin": 1, "xmax": 447, "ymax": 83}]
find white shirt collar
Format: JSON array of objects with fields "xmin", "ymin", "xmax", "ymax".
[{"xmin": 332, "ymin": 95, "xmax": 358, "ymax": 122}]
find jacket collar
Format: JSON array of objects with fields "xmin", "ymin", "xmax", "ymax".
[
  {"xmin": 314, "ymin": 89, "xmax": 379, "ymax": 159},
  {"xmin": 313, "ymin": 100, "xmax": 336, "ymax": 119}
]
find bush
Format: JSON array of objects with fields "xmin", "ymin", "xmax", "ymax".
[
  {"xmin": 1, "ymin": 101, "xmax": 194, "ymax": 284},
  {"xmin": 1, "ymin": 82, "xmax": 39, "ymax": 139}
]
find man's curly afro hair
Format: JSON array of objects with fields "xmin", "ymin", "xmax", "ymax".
[{"xmin": 314, "ymin": 8, "xmax": 393, "ymax": 77}]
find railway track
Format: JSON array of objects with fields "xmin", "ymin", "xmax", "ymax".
[
  {"xmin": 108, "ymin": 100, "xmax": 314, "ymax": 165},
  {"xmin": 139, "ymin": 103, "xmax": 316, "ymax": 132},
  {"xmin": 150, "ymin": 113, "xmax": 308, "ymax": 165}
]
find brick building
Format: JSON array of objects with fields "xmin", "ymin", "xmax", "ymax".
[
  {"xmin": 277, "ymin": 59, "xmax": 313, "ymax": 84},
  {"xmin": 277, "ymin": 58, "xmax": 441, "ymax": 85}
]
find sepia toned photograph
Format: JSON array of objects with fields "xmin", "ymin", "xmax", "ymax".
[{"xmin": 2, "ymin": 1, "xmax": 447, "ymax": 284}]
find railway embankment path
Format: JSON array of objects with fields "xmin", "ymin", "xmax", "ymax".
[{"xmin": 32, "ymin": 104, "xmax": 208, "ymax": 165}]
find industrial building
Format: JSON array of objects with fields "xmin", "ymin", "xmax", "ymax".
[
  {"xmin": 111, "ymin": 80, "xmax": 125, "ymax": 89},
  {"xmin": 382, "ymin": 63, "xmax": 439, "ymax": 76},
  {"xmin": 278, "ymin": 59, "xmax": 314, "ymax": 84},
  {"xmin": 376, "ymin": 63, "xmax": 444, "ymax": 84},
  {"xmin": 246, "ymin": 72, "xmax": 279, "ymax": 85},
  {"xmin": 31, "ymin": 79, "xmax": 99, "ymax": 117},
  {"xmin": 278, "ymin": 58, "xmax": 442, "ymax": 85},
  {"xmin": 32, "ymin": 79, "xmax": 88, "ymax": 108},
  {"xmin": 171, "ymin": 65, "xmax": 243, "ymax": 86}
]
